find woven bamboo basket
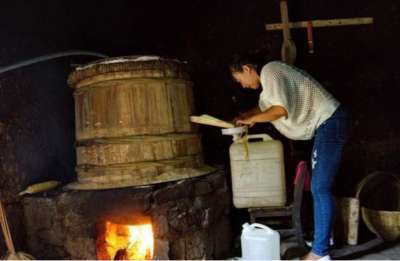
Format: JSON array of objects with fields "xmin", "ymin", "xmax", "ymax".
[
  {"xmin": 357, "ymin": 171, "xmax": 400, "ymax": 241},
  {"xmin": 362, "ymin": 208, "xmax": 400, "ymax": 241}
]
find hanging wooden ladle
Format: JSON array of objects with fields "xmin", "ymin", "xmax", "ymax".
[{"xmin": 280, "ymin": 0, "xmax": 297, "ymax": 64}]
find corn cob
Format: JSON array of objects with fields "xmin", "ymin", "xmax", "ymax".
[{"xmin": 18, "ymin": 180, "xmax": 60, "ymax": 196}]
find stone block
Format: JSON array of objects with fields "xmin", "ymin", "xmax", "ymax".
[
  {"xmin": 185, "ymin": 231, "xmax": 206, "ymax": 259},
  {"xmin": 153, "ymin": 239, "xmax": 169, "ymax": 260},
  {"xmin": 170, "ymin": 238, "xmax": 186, "ymax": 259},
  {"xmin": 202, "ymin": 208, "xmax": 214, "ymax": 228},
  {"xmin": 64, "ymin": 237, "xmax": 96, "ymax": 259},
  {"xmin": 194, "ymin": 180, "xmax": 213, "ymax": 196},
  {"xmin": 213, "ymin": 216, "xmax": 232, "ymax": 259},
  {"xmin": 168, "ymin": 207, "xmax": 188, "ymax": 232},
  {"xmin": 153, "ymin": 214, "xmax": 169, "ymax": 237},
  {"xmin": 206, "ymin": 170, "xmax": 227, "ymax": 190},
  {"xmin": 153, "ymin": 181, "xmax": 193, "ymax": 205}
]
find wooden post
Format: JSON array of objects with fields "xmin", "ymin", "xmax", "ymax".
[{"xmin": 280, "ymin": 0, "xmax": 296, "ymax": 64}]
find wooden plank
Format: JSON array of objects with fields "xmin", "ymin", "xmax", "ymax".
[
  {"xmin": 334, "ymin": 197, "xmax": 360, "ymax": 245},
  {"xmin": 76, "ymin": 134, "xmax": 202, "ymax": 166},
  {"xmin": 330, "ymin": 237, "xmax": 383, "ymax": 259},
  {"xmin": 190, "ymin": 114, "xmax": 234, "ymax": 128},
  {"xmin": 265, "ymin": 17, "xmax": 373, "ymax": 31}
]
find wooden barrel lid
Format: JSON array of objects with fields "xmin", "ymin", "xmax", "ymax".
[{"xmin": 68, "ymin": 56, "xmax": 190, "ymax": 88}]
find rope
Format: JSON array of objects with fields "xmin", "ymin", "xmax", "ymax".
[{"xmin": 242, "ymin": 128, "xmax": 249, "ymax": 160}]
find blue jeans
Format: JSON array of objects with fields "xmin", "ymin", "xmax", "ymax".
[{"xmin": 311, "ymin": 106, "xmax": 350, "ymax": 256}]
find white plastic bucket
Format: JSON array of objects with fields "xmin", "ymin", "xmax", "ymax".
[
  {"xmin": 230, "ymin": 134, "xmax": 286, "ymax": 208},
  {"xmin": 241, "ymin": 222, "xmax": 280, "ymax": 260}
]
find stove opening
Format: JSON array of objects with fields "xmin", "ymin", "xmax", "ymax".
[{"xmin": 97, "ymin": 216, "xmax": 154, "ymax": 260}]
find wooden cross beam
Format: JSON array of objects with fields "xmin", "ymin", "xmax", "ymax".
[{"xmin": 265, "ymin": 17, "xmax": 374, "ymax": 31}]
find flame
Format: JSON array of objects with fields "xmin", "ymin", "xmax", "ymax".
[
  {"xmin": 127, "ymin": 224, "xmax": 154, "ymax": 260},
  {"xmin": 100, "ymin": 221, "xmax": 154, "ymax": 260}
]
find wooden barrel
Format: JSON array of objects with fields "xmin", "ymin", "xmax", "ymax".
[
  {"xmin": 66, "ymin": 56, "xmax": 214, "ymax": 190},
  {"xmin": 68, "ymin": 57, "xmax": 195, "ymax": 141}
]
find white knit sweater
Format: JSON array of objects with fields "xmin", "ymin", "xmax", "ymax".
[{"xmin": 258, "ymin": 61, "xmax": 340, "ymax": 140}]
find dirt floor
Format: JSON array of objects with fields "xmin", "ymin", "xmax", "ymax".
[
  {"xmin": 279, "ymin": 236, "xmax": 400, "ymax": 260},
  {"xmin": 356, "ymin": 242, "xmax": 400, "ymax": 260}
]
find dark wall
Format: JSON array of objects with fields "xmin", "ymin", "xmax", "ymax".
[{"xmin": 0, "ymin": 0, "xmax": 399, "ymax": 201}]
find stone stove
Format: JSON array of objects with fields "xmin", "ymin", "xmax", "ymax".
[{"xmin": 22, "ymin": 169, "xmax": 231, "ymax": 259}]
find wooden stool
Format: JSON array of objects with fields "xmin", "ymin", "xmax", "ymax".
[{"xmin": 248, "ymin": 163, "xmax": 307, "ymax": 248}]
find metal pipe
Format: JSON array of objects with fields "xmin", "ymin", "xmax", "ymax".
[{"xmin": 0, "ymin": 50, "xmax": 108, "ymax": 74}]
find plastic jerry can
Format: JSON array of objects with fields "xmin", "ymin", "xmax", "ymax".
[
  {"xmin": 229, "ymin": 134, "xmax": 286, "ymax": 208},
  {"xmin": 241, "ymin": 222, "xmax": 280, "ymax": 260}
]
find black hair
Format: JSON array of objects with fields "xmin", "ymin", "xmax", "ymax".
[{"xmin": 229, "ymin": 51, "xmax": 269, "ymax": 75}]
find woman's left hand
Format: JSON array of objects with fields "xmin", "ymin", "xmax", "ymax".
[{"xmin": 236, "ymin": 117, "xmax": 255, "ymax": 127}]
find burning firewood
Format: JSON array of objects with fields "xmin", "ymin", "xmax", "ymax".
[{"xmin": 114, "ymin": 248, "xmax": 128, "ymax": 260}]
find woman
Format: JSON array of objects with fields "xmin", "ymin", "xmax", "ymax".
[{"xmin": 230, "ymin": 55, "xmax": 350, "ymax": 260}]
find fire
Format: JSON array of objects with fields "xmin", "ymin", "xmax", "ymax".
[{"xmin": 99, "ymin": 220, "xmax": 154, "ymax": 260}]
